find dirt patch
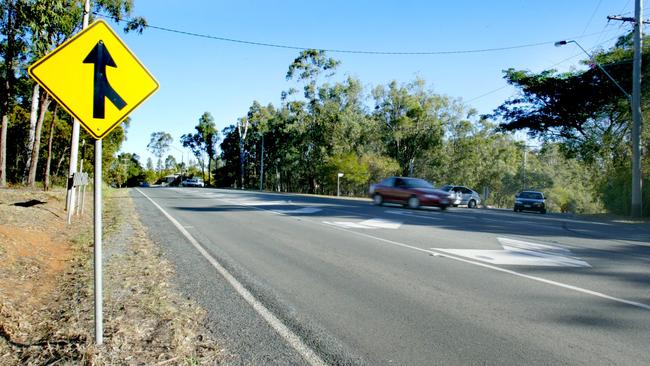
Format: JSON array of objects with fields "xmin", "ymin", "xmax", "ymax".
[{"xmin": 0, "ymin": 187, "xmax": 224, "ymax": 364}]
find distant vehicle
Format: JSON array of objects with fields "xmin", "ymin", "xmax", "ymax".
[
  {"xmin": 182, "ymin": 178, "xmax": 204, "ymax": 187},
  {"xmin": 440, "ymin": 185, "xmax": 481, "ymax": 208},
  {"xmin": 514, "ymin": 191, "xmax": 546, "ymax": 214},
  {"xmin": 369, "ymin": 177, "xmax": 451, "ymax": 210},
  {"xmin": 139, "ymin": 181, "xmax": 150, "ymax": 187}
]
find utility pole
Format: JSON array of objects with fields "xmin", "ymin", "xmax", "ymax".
[
  {"xmin": 259, "ymin": 133, "xmax": 264, "ymax": 191},
  {"xmin": 523, "ymin": 146, "xmax": 527, "ymax": 190},
  {"xmin": 608, "ymin": 0, "xmax": 646, "ymax": 217}
]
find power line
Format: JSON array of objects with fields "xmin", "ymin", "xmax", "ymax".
[
  {"xmin": 581, "ymin": 0, "xmax": 603, "ymax": 36},
  {"xmin": 466, "ymin": 33, "xmax": 624, "ymax": 103},
  {"xmin": 96, "ymin": 11, "xmax": 619, "ymax": 56}
]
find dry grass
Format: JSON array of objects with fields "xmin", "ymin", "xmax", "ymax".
[{"xmin": 0, "ymin": 187, "xmax": 224, "ymax": 365}]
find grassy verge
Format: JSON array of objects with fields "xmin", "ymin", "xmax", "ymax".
[{"xmin": 0, "ymin": 187, "xmax": 223, "ymax": 364}]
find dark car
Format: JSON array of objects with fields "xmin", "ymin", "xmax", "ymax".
[
  {"xmin": 369, "ymin": 177, "xmax": 451, "ymax": 210},
  {"xmin": 514, "ymin": 191, "xmax": 546, "ymax": 214}
]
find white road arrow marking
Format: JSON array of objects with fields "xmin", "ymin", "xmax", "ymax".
[
  {"xmin": 432, "ymin": 237, "xmax": 590, "ymax": 267},
  {"xmin": 323, "ymin": 218, "xmax": 402, "ymax": 230},
  {"xmin": 385, "ymin": 210, "xmax": 443, "ymax": 220},
  {"xmin": 275, "ymin": 207, "xmax": 323, "ymax": 214},
  {"xmin": 239, "ymin": 199, "xmax": 289, "ymax": 206}
]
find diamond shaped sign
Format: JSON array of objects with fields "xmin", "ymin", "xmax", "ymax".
[{"xmin": 28, "ymin": 20, "xmax": 159, "ymax": 139}]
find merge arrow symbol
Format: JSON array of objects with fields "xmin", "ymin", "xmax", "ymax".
[{"xmin": 83, "ymin": 40, "xmax": 127, "ymax": 119}]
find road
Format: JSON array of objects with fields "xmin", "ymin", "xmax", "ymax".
[{"xmin": 132, "ymin": 187, "xmax": 650, "ymax": 366}]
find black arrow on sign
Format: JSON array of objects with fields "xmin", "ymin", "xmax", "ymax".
[{"xmin": 83, "ymin": 40, "xmax": 127, "ymax": 119}]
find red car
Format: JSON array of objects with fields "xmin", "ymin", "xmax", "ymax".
[{"xmin": 369, "ymin": 177, "xmax": 451, "ymax": 210}]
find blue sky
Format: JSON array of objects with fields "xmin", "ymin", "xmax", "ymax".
[{"xmin": 108, "ymin": 0, "xmax": 638, "ymax": 164}]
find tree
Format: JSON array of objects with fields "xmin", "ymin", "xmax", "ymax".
[
  {"xmin": 164, "ymin": 154, "xmax": 177, "ymax": 171},
  {"xmin": 490, "ymin": 35, "xmax": 650, "ymax": 215},
  {"xmin": 181, "ymin": 112, "xmax": 218, "ymax": 185},
  {"xmin": 0, "ymin": 0, "xmax": 28, "ymax": 187},
  {"xmin": 23, "ymin": 0, "xmax": 78, "ymax": 186},
  {"xmin": 285, "ymin": 49, "xmax": 340, "ymax": 192},
  {"xmin": 372, "ymin": 79, "xmax": 448, "ymax": 176},
  {"xmin": 181, "ymin": 132, "xmax": 205, "ymax": 181},
  {"xmin": 147, "ymin": 131, "xmax": 172, "ymax": 177},
  {"xmin": 196, "ymin": 112, "xmax": 218, "ymax": 186}
]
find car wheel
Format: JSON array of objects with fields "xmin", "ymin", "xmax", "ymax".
[
  {"xmin": 514, "ymin": 207, "xmax": 519, "ymax": 212},
  {"xmin": 439, "ymin": 205, "xmax": 447, "ymax": 211},
  {"xmin": 468, "ymin": 199, "xmax": 476, "ymax": 208},
  {"xmin": 373, "ymin": 194, "xmax": 383, "ymax": 206},
  {"xmin": 540, "ymin": 209, "xmax": 546, "ymax": 214},
  {"xmin": 408, "ymin": 196, "xmax": 420, "ymax": 209}
]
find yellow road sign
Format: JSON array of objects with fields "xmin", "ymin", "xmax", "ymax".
[{"xmin": 29, "ymin": 20, "xmax": 159, "ymax": 139}]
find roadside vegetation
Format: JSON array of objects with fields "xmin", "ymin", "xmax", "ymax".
[
  {"xmin": 1, "ymin": 2, "xmax": 648, "ymax": 229},
  {"xmin": 0, "ymin": 187, "xmax": 223, "ymax": 364}
]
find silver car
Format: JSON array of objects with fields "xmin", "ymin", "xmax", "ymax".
[{"xmin": 440, "ymin": 185, "xmax": 481, "ymax": 208}]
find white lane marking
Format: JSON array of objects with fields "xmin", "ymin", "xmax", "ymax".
[
  {"xmin": 384, "ymin": 210, "xmax": 443, "ymax": 220},
  {"xmin": 275, "ymin": 207, "xmax": 323, "ymax": 214},
  {"xmin": 433, "ymin": 237, "xmax": 591, "ymax": 267},
  {"xmin": 135, "ymin": 189, "xmax": 327, "ymax": 366},
  {"xmin": 323, "ymin": 218, "xmax": 402, "ymax": 230},
  {"xmin": 188, "ymin": 191, "xmax": 650, "ymax": 311},
  {"xmin": 325, "ymin": 229, "xmax": 649, "ymax": 310}
]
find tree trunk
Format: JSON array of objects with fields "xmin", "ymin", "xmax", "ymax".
[
  {"xmin": 207, "ymin": 156, "xmax": 211, "ymax": 186},
  {"xmin": 0, "ymin": 1, "xmax": 17, "ymax": 188},
  {"xmin": 28, "ymin": 94, "xmax": 51, "ymax": 187},
  {"xmin": 24, "ymin": 83, "xmax": 40, "ymax": 182},
  {"xmin": 54, "ymin": 146, "xmax": 69, "ymax": 177},
  {"xmin": 0, "ymin": 114, "xmax": 7, "ymax": 187},
  {"xmin": 43, "ymin": 104, "xmax": 58, "ymax": 191},
  {"xmin": 239, "ymin": 139, "xmax": 245, "ymax": 189}
]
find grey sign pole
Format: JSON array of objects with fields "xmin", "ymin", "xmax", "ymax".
[{"xmin": 94, "ymin": 138, "xmax": 103, "ymax": 345}]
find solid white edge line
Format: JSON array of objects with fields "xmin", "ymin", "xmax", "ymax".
[
  {"xmin": 135, "ymin": 189, "xmax": 327, "ymax": 366},
  {"xmin": 213, "ymin": 193, "xmax": 650, "ymax": 312}
]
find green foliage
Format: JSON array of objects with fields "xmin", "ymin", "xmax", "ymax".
[
  {"xmin": 0, "ymin": 0, "xmax": 146, "ymax": 188},
  {"xmin": 320, "ymin": 153, "xmax": 369, "ymax": 195},
  {"xmin": 490, "ymin": 34, "xmax": 650, "ymax": 216}
]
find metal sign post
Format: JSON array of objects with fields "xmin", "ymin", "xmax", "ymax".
[
  {"xmin": 94, "ymin": 139, "xmax": 103, "ymax": 344},
  {"xmin": 27, "ymin": 15, "xmax": 158, "ymax": 345}
]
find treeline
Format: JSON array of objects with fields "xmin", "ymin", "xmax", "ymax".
[
  {"xmin": 0, "ymin": 1, "xmax": 145, "ymax": 189},
  {"xmin": 209, "ymin": 49, "xmax": 640, "ymax": 214}
]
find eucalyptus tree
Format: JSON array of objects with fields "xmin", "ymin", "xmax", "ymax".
[
  {"xmin": 181, "ymin": 132, "xmax": 205, "ymax": 181},
  {"xmin": 181, "ymin": 112, "xmax": 218, "ymax": 184},
  {"xmin": 147, "ymin": 131, "xmax": 172, "ymax": 177},
  {"xmin": 196, "ymin": 112, "xmax": 218, "ymax": 186},
  {"xmin": 285, "ymin": 49, "xmax": 340, "ymax": 192},
  {"xmin": 0, "ymin": 0, "xmax": 28, "ymax": 187},
  {"xmin": 23, "ymin": 0, "xmax": 79, "ymax": 186},
  {"xmin": 490, "ymin": 35, "xmax": 650, "ymax": 215},
  {"xmin": 372, "ymin": 79, "xmax": 447, "ymax": 176}
]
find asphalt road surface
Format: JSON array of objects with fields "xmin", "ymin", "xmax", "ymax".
[{"xmin": 132, "ymin": 187, "xmax": 650, "ymax": 366}]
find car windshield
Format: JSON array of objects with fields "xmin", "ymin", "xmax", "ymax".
[
  {"xmin": 440, "ymin": 185, "xmax": 453, "ymax": 191},
  {"xmin": 405, "ymin": 179, "xmax": 433, "ymax": 189},
  {"xmin": 519, "ymin": 192, "xmax": 543, "ymax": 199}
]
